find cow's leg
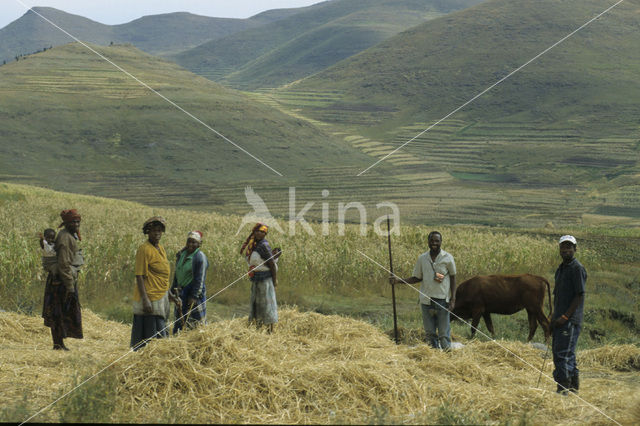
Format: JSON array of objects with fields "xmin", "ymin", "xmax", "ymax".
[
  {"xmin": 535, "ymin": 308, "xmax": 551, "ymax": 343},
  {"xmin": 482, "ymin": 312, "xmax": 495, "ymax": 337},
  {"xmin": 526, "ymin": 310, "xmax": 538, "ymax": 342},
  {"xmin": 470, "ymin": 307, "xmax": 483, "ymax": 339}
]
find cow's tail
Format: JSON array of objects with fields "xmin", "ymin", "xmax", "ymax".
[{"xmin": 543, "ymin": 277, "xmax": 552, "ymax": 319}]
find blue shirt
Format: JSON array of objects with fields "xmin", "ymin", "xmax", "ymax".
[{"xmin": 553, "ymin": 258, "xmax": 586, "ymax": 324}]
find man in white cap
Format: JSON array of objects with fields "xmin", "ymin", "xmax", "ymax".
[{"xmin": 551, "ymin": 235, "xmax": 586, "ymax": 395}]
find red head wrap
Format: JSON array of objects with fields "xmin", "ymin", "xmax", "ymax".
[
  {"xmin": 59, "ymin": 209, "xmax": 82, "ymax": 240},
  {"xmin": 60, "ymin": 209, "xmax": 81, "ymax": 224}
]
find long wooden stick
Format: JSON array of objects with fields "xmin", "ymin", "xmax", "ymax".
[
  {"xmin": 174, "ymin": 289, "xmax": 185, "ymax": 329},
  {"xmin": 387, "ymin": 216, "xmax": 399, "ymax": 345}
]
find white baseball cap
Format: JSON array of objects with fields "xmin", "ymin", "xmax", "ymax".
[
  {"xmin": 187, "ymin": 230, "xmax": 202, "ymax": 243},
  {"xmin": 559, "ymin": 235, "xmax": 577, "ymax": 245}
]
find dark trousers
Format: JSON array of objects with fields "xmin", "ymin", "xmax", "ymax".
[
  {"xmin": 130, "ymin": 314, "xmax": 168, "ymax": 351},
  {"xmin": 552, "ymin": 321, "xmax": 581, "ymax": 385},
  {"xmin": 51, "ymin": 324, "xmax": 64, "ymax": 346}
]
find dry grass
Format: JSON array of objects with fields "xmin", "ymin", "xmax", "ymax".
[
  {"xmin": 0, "ymin": 310, "xmax": 130, "ymax": 422},
  {"xmin": 1, "ymin": 308, "xmax": 638, "ymax": 424},
  {"xmin": 579, "ymin": 345, "xmax": 640, "ymax": 372}
]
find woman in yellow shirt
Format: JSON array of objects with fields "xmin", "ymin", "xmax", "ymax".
[{"xmin": 130, "ymin": 216, "xmax": 181, "ymax": 350}]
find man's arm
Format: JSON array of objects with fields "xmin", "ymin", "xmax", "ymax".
[
  {"xmin": 565, "ymin": 293, "xmax": 584, "ymax": 319},
  {"xmin": 553, "ymin": 293, "xmax": 584, "ymax": 327},
  {"xmin": 390, "ymin": 276, "xmax": 422, "ymax": 285}
]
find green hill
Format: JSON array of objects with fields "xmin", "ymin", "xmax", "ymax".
[
  {"xmin": 2, "ymin": 1, "xmax": 640, "ymax": 229},
  {"xmin": 283, "ymin": 0, "xmax": 640, "ymax": 136},
  {"xmin": 0, "ymin": 7, "xmax": 113, "ymax": 64},
  {"xmin": 170, "ymin": 0, "xmax": 483, "ymax": 89},
  {"xmin": 108, "ymin": 12, "xmax": 269, "ymax": 56},
  {"xmin": 262, "ymin": 0, "xmax": 640, "ymax": 223},
  {"xmin": 0, "ymin": 43, "xmax": 370, "ymax": 208},
  {"xmin": 0, "ymin": 6, "xmax": 294, "ymax": 64}
]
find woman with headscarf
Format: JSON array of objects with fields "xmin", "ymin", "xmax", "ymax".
[
  {"xmin": 130, "ymin": 216, "xmax": 180, "ymax": 350},
  {"xmin": 241, "ymin": 223, "xmax": 278, "ymax": 332},
  {"xmin": 42, "ymin": 209, "xmax": 84, "ymax": 350},
  {"xmin": 171, "ymin": 230, "xmax": 209, "ymax": 334}
]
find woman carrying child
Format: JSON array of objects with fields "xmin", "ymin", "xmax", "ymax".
[
  {"xmin": 42, "ymin": 209, "xmax": 84, "ymax": 350},
  {"xmin": 240, "ymin": 223, "xmax": 280, "ymax": 333}
]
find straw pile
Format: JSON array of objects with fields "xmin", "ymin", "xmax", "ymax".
[
  {"xmin": 579, "ymin": 344, "xmax": 640, "ymax": 372},
  {"xmin": 116, "ymin": 309, "xmax": 639, "ymax": 424},
  {"xmin": 0, "ymin": 309, "xmax": 130, "ymax": 422},
  {"xmin": 1, "ymin": 308, "xmax": 639, "ymax": 424}
]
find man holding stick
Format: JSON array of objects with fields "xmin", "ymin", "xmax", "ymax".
[{"xmin": 390, "ymin": 231, "xmax": 456, "ymax": 350}]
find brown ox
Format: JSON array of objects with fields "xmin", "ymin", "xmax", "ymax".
[{"xmin": 452, "ymin": 274, "xmax": 552, "ymax": 341}]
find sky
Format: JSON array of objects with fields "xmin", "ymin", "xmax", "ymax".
[{"xmin": 1, "ymin": 0, "xmax": 325, "ymax": 29}]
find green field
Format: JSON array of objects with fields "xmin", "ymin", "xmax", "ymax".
[{"xmin": 1, "ymin": 183, "xmax": 638, "ymax": 348}]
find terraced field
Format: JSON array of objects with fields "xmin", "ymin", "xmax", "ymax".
[
  {"xmin": 243, "ymin": 88, "xmax": 640, "ymax": 228},
  {"xmin": 181, "ymin": 65, "xmax": 236, "ymax": 83}
]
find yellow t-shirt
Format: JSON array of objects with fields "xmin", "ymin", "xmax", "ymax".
[{"xmin": 133, "ymin": 241, "xmax": 170, "ymax": 302}]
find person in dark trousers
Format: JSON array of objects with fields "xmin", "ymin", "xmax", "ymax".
[
  {"xmin": 551, "ymin": 235, "xmax": 586, "ymax": 395},
  {"xmin": 171, "ymin": 231, "xmax": 209, "ymax": 334}
]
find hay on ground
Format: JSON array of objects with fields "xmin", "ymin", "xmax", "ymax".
[
  {"xmin": 579, "ymin": 344, "xmax": 640, "ymax": 372},
  {"xmin": 1, "ymin": 308, "xmax": 638, "ymax": 424}
]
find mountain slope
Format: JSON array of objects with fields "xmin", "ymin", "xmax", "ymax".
[
  {"xmin": 170, "ymin": 0, "xmax": 484, "ymax": 89},
  {"xmin": 259, "ymin": 0, "xmax": 640, "ymax": 224},
  {"xmin": 0, "ymin": 7, "xmax": 113, "ymax": 63},
  {"xmin": 284, "ymin": 0, "xmax": 640, "ymax": 135},
  {"xmin": 0, "ymin": 6, "xmax": 297, "ymax": 64},
  {"xmin": 0, "ymin": 43, "xmax": 370, "ymax": 205},
  {"xmin": 109, "ymin": 12, "xmax": 262, "ymax": 56}
]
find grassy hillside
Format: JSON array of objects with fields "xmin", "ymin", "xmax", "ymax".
[
  {"xmin": 284, "ymin": 0, "xmax": 640, "ymax": 135},
  {"xmin": 0, "ymin": 6, "xmax": 295, "ymax": 64},
  {"xmin": 259, "ymin": 0, "xmax": 640, "ymax": 225},
  {"xmin": 2, "ymin": 2, "xmax": 639, "ymax": 229},
  {"xmin": 108, "ymin": 12, "xmax": 264, "ymax": 56},
  {"xmin": 0, "ymin": 7, "xmax": 113, "ymax": 64},
  {"xmin": 170, "ymin": 0, "xmax": 483, "ymax": 89},
  {"xmin": 0, "ymin": 43, "xmax": 371, "ymax": 206}
]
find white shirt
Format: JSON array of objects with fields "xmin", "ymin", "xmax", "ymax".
[
  {"xmin": 412, "ymin": 249, "xmax": 456, "ymax": 303},
  {"xmin": 248, "ymin": 251, "xmax": 278, "ymax": 272},
  {"xmin": 42, "ymin": 240, "xmax": 56, "ymax": 257}
]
